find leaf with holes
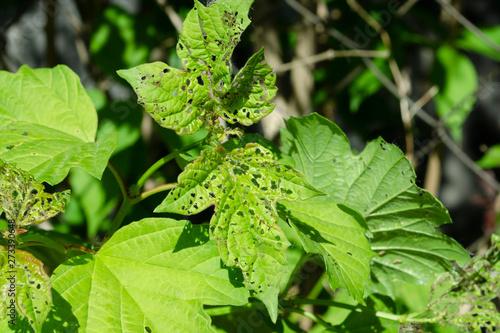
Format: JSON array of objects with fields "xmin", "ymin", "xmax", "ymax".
[
  {"xmin": 215, "ymin": 49, "xmax": 277, "ymax": 125},
  {"xmin": 44, "ymin": 218, "xmax": 249, "ymax": 333},
  {"xmin": 0, "ymin": 158, "xmax": 69, "ymax": 230},
  {"xmin": 155, "ymin": 143, "xmax": 322, "ymax": 321},
  {"xmin": 0, "ymin": 65, "xmax": 117, "ymax": 185},
  {"xmin": 280, "ymin": 113, "xmax": 470, "ymax": 298},
  {"xmin": 116, "ymin": 62, "xmax": 209, "ymax": 135},
  {"xmin": 117, "ymin": 0, "xmax": 277, "ymax": 135},
  {"xmin": 0, "ymin": 247, "xmax": 52, "ymax": 333}
]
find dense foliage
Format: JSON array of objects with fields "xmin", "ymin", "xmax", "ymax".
[{"xmin": 1, "ymin": 0, "xmax": 499, "ymax": 332}]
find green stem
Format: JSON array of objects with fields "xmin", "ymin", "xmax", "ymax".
[
  {"xmin": 105, "ymin": 197, "xmax": 132, "ymax": 240},
  {"xmin": 307, "ymin": 271, "xmax": 327, "ymax": 300},
  {"xmin": 290, "ymin": 298, "xmax": 440, "ymax": 323},
  {"xmin": 105, "ymin": 138, "xmax": 209, "ymax": 240},
  {"xmin": 130, "ymin": 138, "xmax": 208, "ymax": 197},
  {"xmin": 107, "ymin": 162, "xmax": 127, "ymax": 200},
  {"xmin": 284, "ymin": 307, "xmax": 337, "ymax": 331},
  {"xmin": 16, "ymin": 241, "xmax": 94, "ymax": 254},
  {"xmin": 280, "ymin": 252, "xmax": 313, "ymax": 300},
  {"xmin": 130, "ymin": 183, "xmax": 177, "ymax": 205},
  {"xmin": 204, "ymin": 303, "xmax": 261, "ymax": 316}
]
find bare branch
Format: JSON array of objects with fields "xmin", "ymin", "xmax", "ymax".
[
  {"xmin": 285, "ymin": 0, "xmax": 500, "ymax": 193},
  {"xmin": 435, "ymin": 0, "xmax": 500, "ymax": 55},
  {"xmin": 156, "ymin": 0, "xmax": 183, "ymax": 34},
  {"xmin": 274, "ymin": 49, "xmax": 389, "ymax": 73},
  {"xmin": 346, "ymin": 0, "xmax": 414, "ymax": 161},
  {"xmin": 396, "ymin": 0, "xmax": 421, "ymax": 18},
  {"xmin": 437, "ymin": 127, "xmax": 500, "ymax": 192}
]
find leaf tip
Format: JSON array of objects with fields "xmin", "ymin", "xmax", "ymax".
[{"xmin": 116, "ymin": 68, "xmax": 134, "ymax": 82}]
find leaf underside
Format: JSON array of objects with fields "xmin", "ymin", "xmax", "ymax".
[
  {"xmin": 117, "ymin": 0, "xmax": 276, "ymax": 136},
  {"xmin": 0, "ymin": 65, "xmax": 117, "ymax": 185},
  {"xmin": 280, "ymin": 113, "xmax": 470, "ymax": 299},
  {"xmin": 156, "ymin": 143, "xmax": 321, "ymax": 321}
]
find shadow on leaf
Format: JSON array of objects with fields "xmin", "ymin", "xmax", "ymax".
[{"xmin": 42, "ymin": 288, "xmax": 80, "ymax": 332}]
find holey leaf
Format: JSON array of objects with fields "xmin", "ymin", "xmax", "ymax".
[
  {"xmin": 0, "ymin": 65, "xmax": 117, "ymax": 185},
  {"xmin": 0, "ymin": 246, "xmax": 52, "ymax": 333},
  {"xmin": 0, "ymin": 158, "xmax": 69, "ymax": 229},
  {"xmin": 280, "ymin": 113, "xmax": 470, "ymax": 299},
  {"xmin": 117, "ymin": 0, "xmax": 277, "ymax": 135},
  {"xmin": 45, "ymin": 218, "xmax": 250, "ymax": 333},
  {"xmin": 155, "ymin": 143, "xmax": 321, "ymax": 321}
]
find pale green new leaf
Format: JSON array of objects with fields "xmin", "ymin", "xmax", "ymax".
[
  {"xmin": 280, "ymin": 201, "xmax": 374, "ymax": 303},
  {"xmin": 156, "ymin": 143, "xmax": 321, "ymax": 321},
  {"xmin": 0, "ymin": 247, "xmax": 52, "ymax": 333},
  {"xmin": 0, "ymin": 65, "xmax": 117, "ymax": 185},
  {"xmin": 433, "ymin": 46, "xmax": 478, "ymax": 142},
  {"xmin": 118, "ymin": 0, "xmax": 277, "ymax": 135},
  {"xmin": 45, "ymin": 218, "xmax": 250, "ymax": 333},
  {"xmin": 0, "ymin": 158, "xmax": 69, "ymax": 229},
  {"xmin": 280, "ymin": 113, "xmax": 470, "ymax": 298}
]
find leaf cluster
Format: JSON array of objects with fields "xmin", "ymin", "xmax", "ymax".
[{"xmin": 0, "ymin": 0, "xmax": 493, "ymax": 332}]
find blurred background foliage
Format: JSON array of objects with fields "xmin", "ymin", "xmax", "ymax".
[{"xmin": 1, "ymin": 0, "xmax": 500, "ymax": 331}]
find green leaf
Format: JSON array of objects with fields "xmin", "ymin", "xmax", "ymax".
[
  {"xmin": 45, "ymin": 218, "xmax": 249, "ymax": 333},
  {"xmin": 433, "ymin": 46, "xmax": 478, "ymax": 142},
  {"xmin": 90, "ymin": 6, "xmax": 157, "ymax": 77},
  {"xmin": 97, "ymin": 99, "xmax": 143, "ymax": 155},
  {"xmin": 336, "ymin": 296, "xmax": 400, "ymax": 333},
  {"xmin": 428, "ymin": 234, "xmax": 500, "ymax": 331},
  {"xmin": 0, "ymin": 65, "xmax": 117, "ymax": 185},
  {"xmin": 118, "ymin": 0, "xmax": 277, "ymax": 136},
  {"xmin": 457, "ymin": 25, "xmax": 500, "ymax": 61},
  {"xmin": 348, "ymin": 56, "xmax": 388, "ymax": 113},
  {"xmin": 116, "ymin": 62, "xmax": 208, "ymax": 135},
  {"xmin": 68, "ymin": 168, "xmax": 119, "ymax": 238},
  {"xmin": 280, "ymin": 113, "xmax": 470, "ymax": 298},
  {"xmin": 0, "ymin": 158, "xmax": 69, "ymax": 228},
  {"xmin": 156, "ymin": 143, "xmax": 321, "ymax": 321},
  {"xmin": 1, "ymin": 247, "xmax": 52, "ymax": 333},
  {"xmin": 215, "ymin": 48, "xmax": 277, "ymax": 125},
  {"xmin": 177, "ymin": 0, "xmax": 251, "ymax": 73},
  {"xmin": 279, "ymin": 201, "xmax": 374, "ymax": 303},
  {"xmin": 477, "ymin": 144, "xmax": 500, "ymax": 169}
]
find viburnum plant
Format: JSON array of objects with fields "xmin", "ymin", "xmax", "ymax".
[{"xmin": 0, "ymin": 0, "xmax": 499, "ymax": 332}]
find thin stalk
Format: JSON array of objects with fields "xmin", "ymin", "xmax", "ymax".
[
  {"xmin": 130, "ymin": 183, "xmax": 177, "ymax": 205},
  {"xmin": 284, "ymin": 307, "xmax": 337, "ymax": 331},
  {"xmin": 204, "ymin": 303, "xmax": 261, "ymax": 316},
  {"xmin": 105, "ymin": 138, "xmax": 209, "ymax": 240},
  {"xmin": 280, "ymin": 253, "xmax": 313, "ymax": 300},
  {"xmin": 130, "ymin": 138, "xmax": 208, "ymax": 197},
  {"xmin": 107, "ymin": 162, "xmax": 127, "ymax": 200},
  {"xmin": 16, "ymin": 241, "xmax": 94, "ymax": 254},
  {"xmin": 290, "ymin": 298, "xmax": 440, "ymax": 323},
  {"xmin": 105, "ymin": 197, "xmax": 132, "ymax": 239},
  {"xmin": 307, "ymin": 271, "xmax": 327, "ymax": 300}
]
